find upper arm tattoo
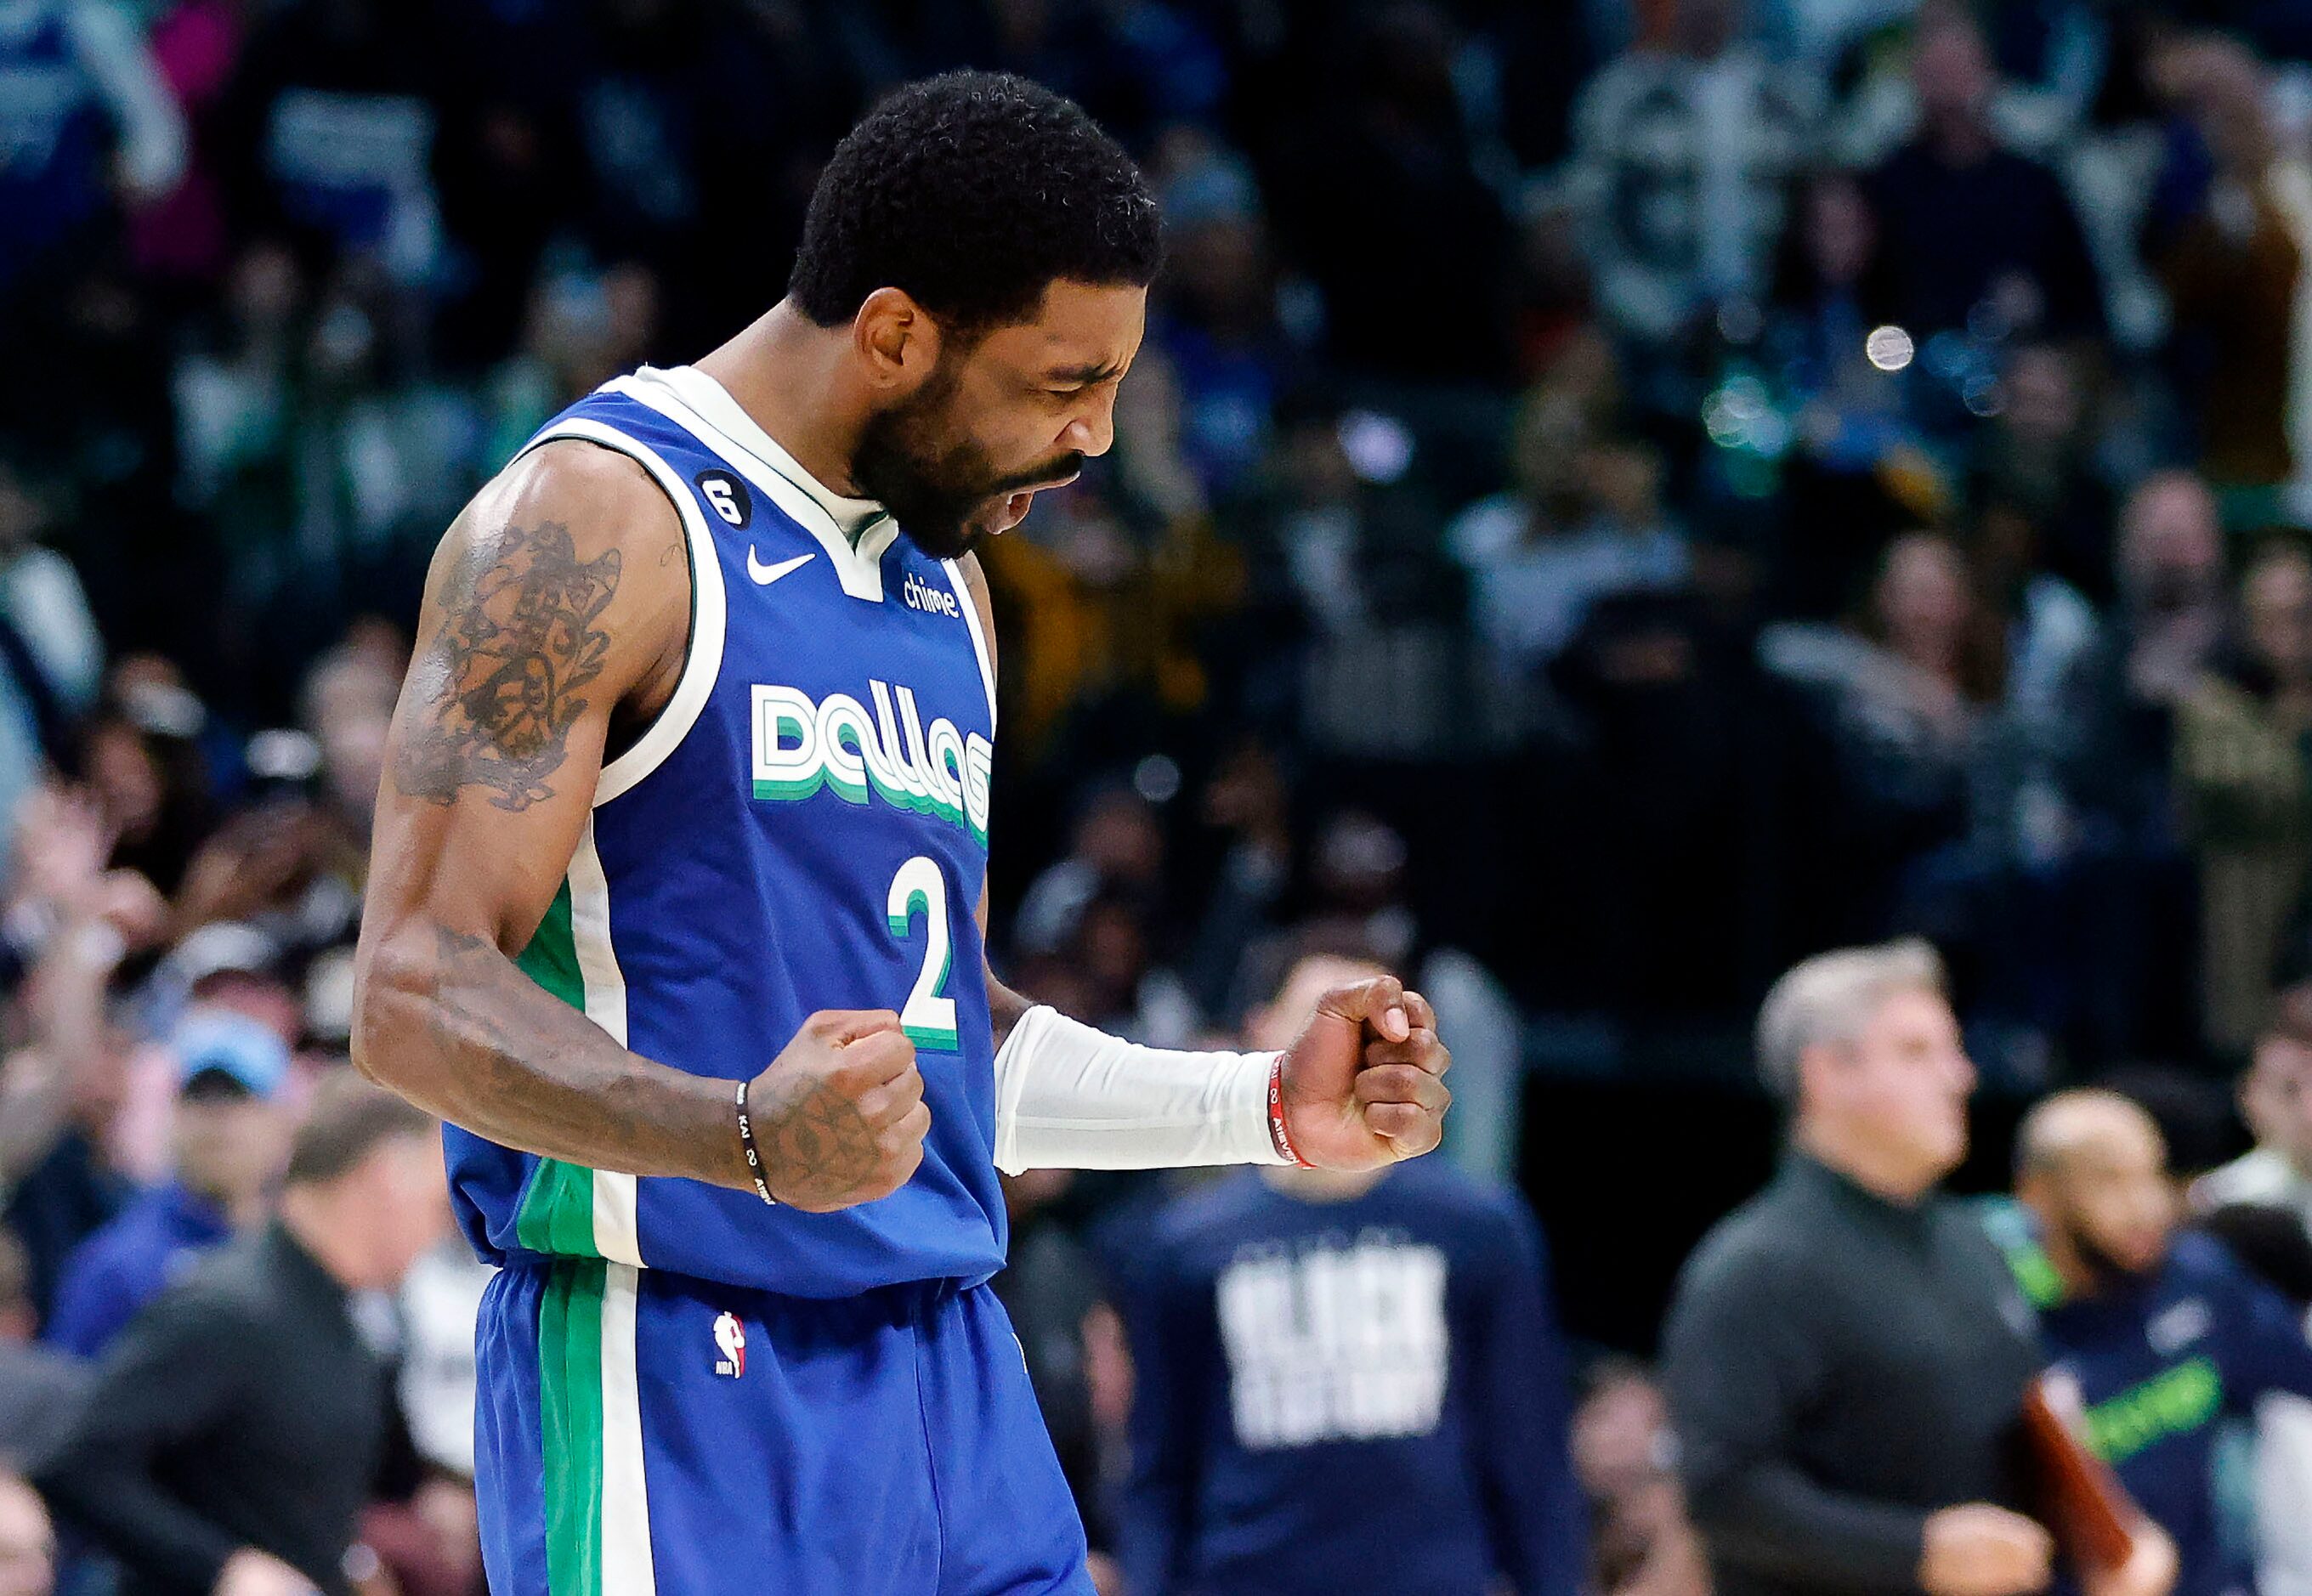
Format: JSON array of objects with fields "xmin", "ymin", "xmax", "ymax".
[{"xmin": 394, "ymin": 519, "xmax": 622, "ymax": 812}]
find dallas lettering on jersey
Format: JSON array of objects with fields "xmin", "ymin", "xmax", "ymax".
[
  {"xmin": 751, "ymin": 679, "xmax": 994, "ymax": 846},
  {"xmin": 1216, "ymin": 1236, "xmax": 1450, "ymax": 1450}
]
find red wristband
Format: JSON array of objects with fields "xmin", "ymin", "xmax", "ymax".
[{"xmin": 1266, "ymin": 1054, "xmax": 1314, "ymax": 1168}]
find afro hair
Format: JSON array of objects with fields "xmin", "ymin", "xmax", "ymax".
[{"xmin": 787, "ymin": 71, "xmax": 1164, "ymax": 334}]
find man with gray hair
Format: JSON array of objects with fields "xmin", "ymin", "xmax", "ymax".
[{"xmin": 1663, "ymin": 941, "xmax": 2060, "ymax": 1596}]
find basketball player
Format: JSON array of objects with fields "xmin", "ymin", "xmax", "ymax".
[{"xmin": 350, "ymin": 72, "xmax": 1453, "ymax": 1596}]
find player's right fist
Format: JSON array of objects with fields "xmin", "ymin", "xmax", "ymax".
[{"xmin": 745, "ymin": 1010, "xmax": 927, "ymax": 1212}]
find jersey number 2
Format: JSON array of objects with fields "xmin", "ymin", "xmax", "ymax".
[{"xmin": 887, "ymin": 856, "xmax": 959, "ymax": 1052}]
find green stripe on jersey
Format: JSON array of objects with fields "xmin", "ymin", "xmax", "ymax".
[
  {"xmin": 513, "ymin": 880, "xmax": 602, "ymax": 1259},
  {"xmin": 517, "ymin": 1161, "xmax": 598, "ymax": 1257},
  {"xmin": 518, "ymin": 881, "xmax": 586, "ymax": 1009},
  {"xmin": 540, "ymin": 1259, "xmax": 608, "ymax": 1596}
]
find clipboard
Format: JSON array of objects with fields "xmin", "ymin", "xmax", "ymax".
[{"xmin": 2020, "ymin": 1374, "xmax": 2144, "ymax": 1574}]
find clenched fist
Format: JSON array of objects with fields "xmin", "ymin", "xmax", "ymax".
[
  {"xmin": 745, "ymin": 1010, "xmax": 928, "ymax": 1211},
  {"xmin": 1277, "ymin": 974, "xmax": 1452, "ymax": 1170}
]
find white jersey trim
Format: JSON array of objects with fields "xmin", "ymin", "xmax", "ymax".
[
  {"xmin": 945, "ymin": 558, "xmax": 999, "ymax": 729},
  {"xmin": 568, "ymin": 819, "xmax": 643, "ymax": 1270},
  {"xmin": 598, "ymin": 1261, "xmax": 658, "ymax": 1593},
  {"xmin": 516, "ymin": 416, "xmax": 729, "ymax": 809},
  {"xmin": 606, "ymin": 367, "xmax": 900, "ymax": 603}
]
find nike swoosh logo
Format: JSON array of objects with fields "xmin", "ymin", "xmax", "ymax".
[{"xmin": 746, "ymin": 548, "xmax": 813, "ymax": 586}]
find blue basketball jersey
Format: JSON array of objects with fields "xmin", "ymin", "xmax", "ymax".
[{"xmin": 443, "ymin": 364, "xmax": 1009, "ymax": 1299}]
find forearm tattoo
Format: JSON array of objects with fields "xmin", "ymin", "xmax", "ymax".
[
  {"xmin": 409, "ymin": 924, "xmax": 736, "ymax": 1183},
  {"xmin": 395, "ymin": 520, "xmax": 621, "ymax": 812}
]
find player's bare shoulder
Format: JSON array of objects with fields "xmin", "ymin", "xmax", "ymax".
[{"xmin": 392, "ymin": 439, "xmax": 692, "ymax": 815}]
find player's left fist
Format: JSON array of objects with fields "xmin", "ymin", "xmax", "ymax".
[{"xmin": 1275, "ymin": 974, "xmax": 1449, "ymax": 1171}]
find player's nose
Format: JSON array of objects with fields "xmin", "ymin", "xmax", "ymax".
[{"xmin": 1062, "ymin": 389, "xmax": 1117, "ymax": 458}]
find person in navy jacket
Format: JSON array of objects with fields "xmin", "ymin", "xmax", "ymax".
[
  {"xmin": 2000, "ymin": 1089, "xmax": 2312, "ymax": 1596},
  {"xmin": 1110, "ymin": 950, "xmax": 1588, "ymax": 1596}
]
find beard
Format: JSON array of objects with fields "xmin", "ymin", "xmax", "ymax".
[
  {"xmin": 2063, "ymin": 1219, "xmax": 2162, "ymax": 1288},
  {"xmin": 851, "ymin": 365, "xmax": 1082, "ymax": 560}
]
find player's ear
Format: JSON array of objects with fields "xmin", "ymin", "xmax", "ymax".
[{"xmin": 853, "ymin": 288, "xmax": 944, "ymax": 393}]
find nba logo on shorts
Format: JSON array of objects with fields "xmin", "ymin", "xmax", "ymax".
[{"xmin": 713, "ymin": 1311, "xmax": 746, "ymax": 1378}]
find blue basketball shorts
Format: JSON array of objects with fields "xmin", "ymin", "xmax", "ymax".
[{"xmin": 472, "ymin": 1259, "xmax": 1094, "ymax": 1595}]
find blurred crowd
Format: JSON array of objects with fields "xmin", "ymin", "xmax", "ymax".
[{"xmin": 13, "ymin": 0, "xmax": 2312, "ymax": 1592}]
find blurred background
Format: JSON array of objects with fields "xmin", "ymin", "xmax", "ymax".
[{"xmin": 13, "ymin": 0, "xmax": 2312, "ymax": 1592}]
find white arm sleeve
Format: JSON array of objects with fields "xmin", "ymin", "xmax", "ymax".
[{"xmin": 990, "ymin": 1005, "xmax": 1293, "ymax": 1175}]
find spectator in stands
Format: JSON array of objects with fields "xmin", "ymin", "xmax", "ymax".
[
  {"xmin": 2190, "ymin": 1202, "xmax": 2312, "ymax": 1596},
  {"xmin": 2060, "ymin": 471, "xmax": 2230, "ymax": 852},
  {"xmin": 209, "ymin": 0, "xmax": 450, "ymax": 286},
  {"xmin": 0, "ymin": 1231, "xmax": 86, "ymax": 1467},
  {"xmin": 1971, "ymin": 483, "xmax": 2103, "ymax": 790},
  {"xmin": 1570, "ymin": 0, "xmax": 1821, "ymax": 346},
  {"xmin": 0, "ymin": 791, "xmax": 155, "ymax": 1324},
  {"xmin": 2145, "ymin": 36, "xmax": 2306, "ymax": 501},
  {"xmin": 1760, "ymin": 532, "xmax": 1986, "ymax": 928},
  {"xmin": 1182, "ymin": 738, "xmax": 1295, "ymax": 1023},
  {"xmin": 1762, "ymin": 168, "xmax": 1913, "ymax": 490},
  {"xmin": 558, "ymin": 0, "xmax": 859, "ymax": 359},
  {"xmin": 1014, "ymin": 784, "xmax": 1173, "ymax": 961},
  {"xmin": 1663, "ymin": 940, "xmax": 2055, "ymax": 1596},
  {"xmin": 1508, "ymin": 180, "xmax": 1595, "ymax": 382},
  {"xmin": 0, "ymin": 456, "xmax": 102, "ymax": 845},
  {"xmin": 1446, "ymin": 363, "xmax": 1689, "ymax": 688},
  {"xmin": 1114, "ymin": 950, "xmax": 1587, "ymax": 1596},
  {"xmin": 2195, "ymin": 1005, "xmax": 2312, "ymax": 1232},
  {"xmin": 480, "ymin": 261, "xmax": 662, "ymax": 468},
  {"xmin": 1063, "ymin": 888, "xmax": 1202, "ymax": 1050},
  {"xmin": 1974, "ymin": 343, "xmax": 2117, "ymax": 603},
  {"xmin": 35, "ymin": 1072, "xmax": 445, "ymax": 1596},
  {"xmin": 370, "ymin": 1230, "xmax": 488, "ymax": 1596},
  {"xmin": 1572, "ymin": 1360, "xmax": 1708, "ymax": 1596},
  {"xmin": 1866, "ymin": 3, "xmax": 2105, "ymax": 341},
  {"xmin": 2174, "ymin": 538, "xmax": 2312, "ymax": 1050},
  {"xmin": 172, "ymin": 638, "xmax": 396, "ymax": 955},
  {"xmin": 76, "ymin": 681, "xmax": 218, "ymax": 903},
  {"xmin": 1249, "ymin": 409, "xmax": 1476, "ymax": 763},
  {"xmin": 1896, "ymin": 486, "xmax": 2110, "ymax": 1074},
  {"xmin": 1999, "ymin": 1089, "xmax": 2307, "ymax": 1596},
  {"xmin": 125, "ymin": 0, "xmax": 250, "ymax": 289},
  {"xmin": 0, "ymin": 0, "xmax": 186, "ymax": 301},
  {"xmin": 43, "ymin": 1007, "xmax": 290, "ymax": 1358},
  {"xmin": 1148, "ymin": 133, "xmax": 1288, "ymax": 505},
  {"xmin": 302, "ymin": 631, "xmax": 399, "ymax": 830}
]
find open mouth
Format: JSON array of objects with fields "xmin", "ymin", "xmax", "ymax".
[{"xmin": 986, "ymin": 470, "xmax": 1081, "ymax": 535}]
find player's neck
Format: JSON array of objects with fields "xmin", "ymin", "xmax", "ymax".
[{"xmin": 695, "ymin": 303, "xmax": 874, "ymax": 501}]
